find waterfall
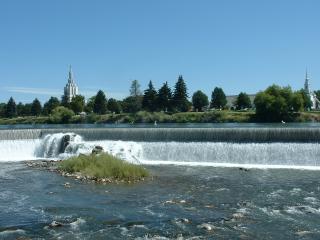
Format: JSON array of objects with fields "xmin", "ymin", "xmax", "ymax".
[
  {"xmin": 0, "ymin": 139, "xmax": 40, "ymax": 161},
  {"xmin": 2, "ymin": 128, "xmax": 319, "ymax": 142},
  {"xmin": 139, "ymin": 142, "xmax": 320, "ymax": 167},
  {"xmin": 1, "ymin": 128, "xmax": 320, "ymax": 168}
]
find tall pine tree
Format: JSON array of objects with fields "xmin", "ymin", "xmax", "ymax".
[
  {"xmin": 142, "ymin": 80, "xmax": 157, "ymax": 112},
  {"xmin": 157, "ymin": 81, "xmax": 172, "ymax": 112},
  {"xmin": 173, "ymin": 75, "xmax": 189, "ymax": 112},
  {"xmin": 93, "ymin": 90, "xmax": 107, "ymax": 114},
  {"xmin": 5, "ymin": 97, "xmax": 17, "ymax": 118},
  {"xmin": 31, "ymin": 98, "xmax": 42, "ymax": 116}
]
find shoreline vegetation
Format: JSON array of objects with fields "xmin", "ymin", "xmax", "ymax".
[
  {"xmin": 1, "ymin": 76, "xmax": 320, "ymax": 124},
  {"xmin": 26, "ymin": 153, "xmax": 149, "ymax": 184},
  {"xmin": 1, "ymin": 110, "xmax": 320, "ymax": 125}
]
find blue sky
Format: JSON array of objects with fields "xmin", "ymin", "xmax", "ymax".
[{"xmin": 0, "ymin": 0, "xmax": 319, "ymax": 103}]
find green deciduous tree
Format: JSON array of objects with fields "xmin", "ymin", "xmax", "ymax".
[
  {"xmin": 254, "ymin": 85, "xmax": 301, "ymax": 122},
  {"xmin": 192, "ymin": 90, "xmax": 209, "ymax": 111},
  {"xmin": 121, "ymin": 96, "xmax": 143, "ymax": 113},
  {"xmin": 291, "ymin": 92, "xmax": 304, "ymax": 112},
  {"xmin": 142, "ymin": 80, "xmax": 157, "ymax": 112},
  {"xmin": 107, "ymin": 98, "xmax": 122, "ymax": 114},
  {"xmin": 157, "ymin": 81, "xmax": 172, "ymax": 112},
  {"xmin": 235, "ymin": 92, "xmax": 252, "ymax": 110},
  {"xmin": 84, "ymin": 96, "xmax": 95, "ymax": 113},
  {"xmin": 43, "ymin": 97, "xmax": 60, "ymax": 115},
  {"xmin": 61, "ymin": 95, "xmax": 70, "ymax": 108},
  {"xmin": 210, "ymin": 87, "xmax": 227, "ymax": 109},
  {"xmin": 5, "ymin": 97, "xmax": 17, "ymax": 118},
  {"xmin": 297, "ymin": 89, "xmax": 312, "ymax": 110},
  {"xmin": 93, "ymin": 90, "xmax": 107, "ymax": 114},
  {"xmin": 173, "ymin": 75, "xmax": 189, "ymax": 112},
  {"xmin": 70, "ymin": 95, "xmax": 85, "ymax": 113}
]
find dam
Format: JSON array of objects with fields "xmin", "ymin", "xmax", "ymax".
[{"xmin": 0, "ymin": 127, "xmax": 320, "ymax": 168}]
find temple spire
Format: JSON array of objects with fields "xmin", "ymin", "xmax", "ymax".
[{"xmin": 68, "ymin": 65, "xmax": 74, "ymax": 83}]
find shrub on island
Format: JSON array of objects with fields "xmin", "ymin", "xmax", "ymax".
[{"xmin": 58, "ymin": 153, "xmax": 149, "ymax": 182}]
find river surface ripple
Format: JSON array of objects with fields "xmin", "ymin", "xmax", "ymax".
[{"xmin": 1, "ymin": 162, "xmax": 320, "ymax": 239}]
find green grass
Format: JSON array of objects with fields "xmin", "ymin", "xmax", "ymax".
[{"xmin": 58, "ymin": 153, "xmax": 149, "ymax": 181}]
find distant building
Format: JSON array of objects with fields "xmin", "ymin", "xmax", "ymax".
[
  {"xmin": 64, "ymin": 66, "xmax": 79, "ymax": 102},
  {"xmin": 304, "ymin": 70, "xmax": 319, "ymax": 110}
]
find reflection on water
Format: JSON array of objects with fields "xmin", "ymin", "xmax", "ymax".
[{"xmin": 1, "ymin": 162, "xmax": 320, "ymax": 239}]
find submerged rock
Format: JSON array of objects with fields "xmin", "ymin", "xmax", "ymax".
[
  {"xmin": 60, "ymin": 134, "xmax": 71, "ymax": 153},
  {"xmin": 197, "ymin": 223, "xmax": 215, "ymax": 231},
  {"xmin": 92, "ymin": 145, "xmax": 104, "ymax": 154},
  {"xmin": 49, "ymin": 221, "xmax": 63, "ymax": 228}
]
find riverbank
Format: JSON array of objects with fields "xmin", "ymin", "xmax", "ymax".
[{"xmin": 1, "ymin": 110, "xmax": 320, "ymax": 125}]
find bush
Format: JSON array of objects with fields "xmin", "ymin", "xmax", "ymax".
[
  {"xmin": 58, "ymin": 153, "xmax": 149, "ymax": 181},
  {"xmin": 50, "ymin": 106, "xmax": 75, "ymax": 123}
]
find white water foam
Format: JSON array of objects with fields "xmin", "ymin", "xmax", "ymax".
[
  {"xmin": 0, "ymin": 139, "xmax": 40, "ymax": 161},
  {"xmin": 1, "ymin": 133, "xmax": 320, "ymax": 170}
]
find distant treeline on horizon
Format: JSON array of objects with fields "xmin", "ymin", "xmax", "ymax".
[{"xmin": 1, "ymin": 75, "xmax": 320, "ymax": 123}]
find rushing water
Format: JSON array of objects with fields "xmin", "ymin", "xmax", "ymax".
[
  {"xmin": 1, "ymin": 124, "xmax": 320, "ymax": 239},
  {"xmin": 1, "ymin": 162, "xmax": 320, "ymax": 239}
]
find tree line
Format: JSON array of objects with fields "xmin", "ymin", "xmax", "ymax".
[{"xmin": 0, "ymin": 75, "xmax": 319, "ymax": 122}]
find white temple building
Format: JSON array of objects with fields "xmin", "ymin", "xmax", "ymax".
[
  {"xmin": 304, "ymin": 70, "xmax": 319, "ymax": 110},
  {"xmin": 64, "ymin": 66, "xmax": 79, "ymax": 102}
]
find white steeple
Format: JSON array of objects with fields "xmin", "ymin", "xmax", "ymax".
[
  {"xmin": 304, "ymin": 69, "xmax": 310, "ymax": 94},
  {"xmin": 64, "ymin": 65, "xmax": 79, "ymax": 102}
]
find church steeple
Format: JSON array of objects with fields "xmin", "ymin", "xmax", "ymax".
[{"xmin": 304, "ymin": 68, "xmax": 310, "ymax": 94}]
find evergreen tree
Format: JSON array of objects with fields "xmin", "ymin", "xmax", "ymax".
[
  {"xmin": 210, "ymin": 87, "xmax": 227, "ymax": 109},
  {"xmin": 43, "ymin": 97, "xmax": 60, "ymax": 115},
  {"xmin": 130, "ymin": 80, "xmax": 142, "ymax": 97},
  {"xmin": 5, "ymin": 97, "xmax": 17, "ymax": 118},
  {"xmin": 0, "ymin": 103, "xmax": 6, "ymax": 118},
  {"xmin": 93, "ymin": 90, "xmax": 107, "ymax": 114},
  {"xmin": 17, "ymin": 102, "xmax": 25, "ymax": 116},
  {"xmin": 31, "ymin": 98, "xmax": 42, "ymax": 116},
  {"xmin": 173, "ymin": 75, "xmax": 189, "ymax": 112},
  {"xmin": 157, "ymin": 82, "xmax": 172, "ymax": 112},
  {"xmin": 142, "ymin": 80, "xmax": 157, "ymax": 111},
  {"xmin": 192, "ymin": 90, "xmax": 209, "ymax": 111},
  {"xmin": 70, "ymin": 95, "xmax": 85, "ymax": 113},
  {"xmin": 107, "ymin": 98, "xmax": 122, "ymax": 114},
  {"xmin": 234, "ymin": 92, "xmax": 252, "ymax": 110}
]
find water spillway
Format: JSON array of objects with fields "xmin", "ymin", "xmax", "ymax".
[
  {"xmin": 1, "ymin": 128, "xmax": 320, "ymax": 142},
  {"xmin": 41, "ymin": 128, "xmax": 320, "ymax": 142},
  {"xmin": 1, "ymin": 127, "xmax": 320, "ymax": 168}
]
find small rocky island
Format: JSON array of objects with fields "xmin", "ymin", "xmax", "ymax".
[{"xmin": 26, "ymin": 133, "xmax": 149, "ymax": 184}]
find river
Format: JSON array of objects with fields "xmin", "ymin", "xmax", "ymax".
[{"xmin": 0, "ymin": 123, "xmax": 320, "ymax": 239}]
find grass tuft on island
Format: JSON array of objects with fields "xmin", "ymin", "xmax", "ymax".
[{"xmin": 58, "ymin": 153, "xmax": 149, "ymax": 183}]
